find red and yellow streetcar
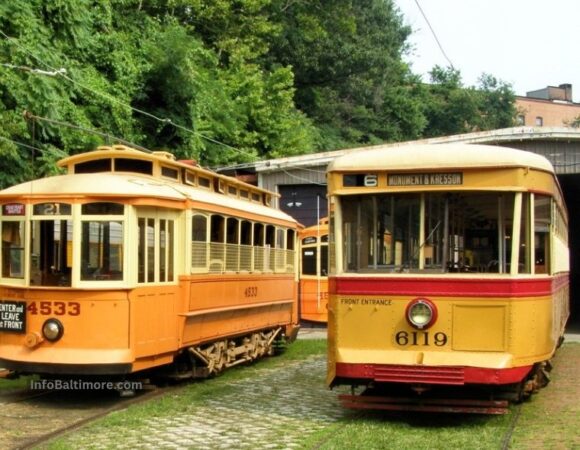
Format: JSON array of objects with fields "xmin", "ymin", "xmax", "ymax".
[{"xmin": 326, "ymin": 143, "xmax": 569, "ymax": 413}]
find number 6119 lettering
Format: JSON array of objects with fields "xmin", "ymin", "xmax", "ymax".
[{"xmin": 395, "ymin": 330, "xmax": 447, "ymax": 347}]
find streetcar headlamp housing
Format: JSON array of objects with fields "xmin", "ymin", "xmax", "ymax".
[
  {"xmin": 406, "ymin": 298, "xmax": 437, "ymax": 329},
  {"xmin": 42, "ymin": 318, "xmax": 64, "ymax": 342}
]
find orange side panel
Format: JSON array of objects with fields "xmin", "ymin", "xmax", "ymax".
[
  {"xmin": 0, "ymin": 288, "xmax": 130, "ymax": 365},
  {"xmin": 300, "ymin": 278, "xmax": 328, "ymax": 323},
  {"xmin": 130, "ymin": 285, "xmax": 180, "ymax": 358},
  {"xmin": 180, "ymin": 274, "xmax": 297, "ymax": 346}
]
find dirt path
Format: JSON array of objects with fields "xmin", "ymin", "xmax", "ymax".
[{"xmin": 0, "ymin": 390, "xmax": 124, "ymax": 449}]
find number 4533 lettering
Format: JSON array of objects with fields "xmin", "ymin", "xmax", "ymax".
[{"xmin": 27, "ymin": 301, "xmax": 80, "ymax": 316}]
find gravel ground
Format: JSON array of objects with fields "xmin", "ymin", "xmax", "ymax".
[{"xmin": 55, "ymin": 355, "xmax": 347, "ymax": 450}]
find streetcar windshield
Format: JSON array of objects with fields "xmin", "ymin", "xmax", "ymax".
[
  {"xmin": 340, "ymin": 191, "xmax": 542, "ymax": 274},
  {"xmin": 81, "ymin": 203, "xmax": 124, "ymax": 281}
]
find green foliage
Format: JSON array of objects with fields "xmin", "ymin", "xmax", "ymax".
[
  {"xmin": 421, "ymin": 66, "xmax": 516, "ymax": 137},
  {"xmin": 266, "ymin": 0, "xmax": 423, "ymax": 149},
  {"xmin": 0, "ymin": 0, "xmax": 317, "ymax": 185},
  {"xmin": 0, "ymin": 0, "xmax": 516, "ymax": 186}
]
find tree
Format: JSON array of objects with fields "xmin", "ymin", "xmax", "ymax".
[
  {"xmin": 0, "ymin": 0, "xmax": 319, "ymax": 186},
  {"xmin": 421, "ymin": 66, "xmax": 516, "ymax": 137},
  {"xmin": 0, "ymin": 1, "xmax": 518, "ymax": 187},
  {"xmin": 265, "ymin": 0, "xmax": 425, "ymax": 149}
]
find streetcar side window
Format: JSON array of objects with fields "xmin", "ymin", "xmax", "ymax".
[
  {"xmin": 209, "ymin": 215, "xmax": 225, "ymax": 273},
  {"xmin": 534, "ymin": 195, "xmax": 551, "ymax": 274},
  {"xmin": 159, "ymin": 219, "xmax": 174, "ymax": 282},
  {"xmin": 265, "ymin": 225, "xmax": 276, "ymax": 272},
  {"xmin": 1, "ymin": 221, "xmax": 25, "ymax": 279},
  {"xmin": 138, "ymin": 214, "xmax": 176, "ymax": 283},
  {"xmin": 254, "ymin": 223, "xmax": 265, "ymax": 272},
  {"xmin": 286, "ymin": 229, "xmax": 296, "ymax": 271},
  {"xmin": 275, "ymin": 228, "xmax": 285, "ymax": 272},
  {"xmin": 517, "ymin": 194, "xmax": 532, "ymax": 274},
  {"xmin": 240, "ymin": 220, "xmax": 252, "ymax": 272},
  {"xmin": 138, "ymin": 218, "xmax": 155, "ymax": 283},
  {"xmin": 226, "ymin": 217, "xmax": 239, "ymax": 271},
  {"xmin": 191, "ymin": 214, "xmax": 208, "ymax": 271},
  {"xmin": 1, "ymin": 204, "xmax": 26, "ymax": 280},
  {"xmin": 191, "ymin": 216, "xmax": 295, "ymax": 274}
]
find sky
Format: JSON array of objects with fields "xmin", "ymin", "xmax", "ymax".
[{"xmin": 394, "ymin": 0, "xmax": 580, "ymax": 101}]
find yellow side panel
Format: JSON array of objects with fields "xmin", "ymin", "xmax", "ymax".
[{"xmin": 452, "ymin": 305, "xmax": 507, "ymax": 352}]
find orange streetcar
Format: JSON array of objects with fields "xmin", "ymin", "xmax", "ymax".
[
  {"xmin": 299, "ymin": 218, "xmax": 329, "ymax": 323},
  {"xmin": 0, "ymin": 145, "xmax": 300, "ymax": 378}
]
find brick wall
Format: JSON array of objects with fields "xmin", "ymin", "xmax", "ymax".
[{"xmin": 516, "ymin": 97, "xmax": 580, "ymax": 126}]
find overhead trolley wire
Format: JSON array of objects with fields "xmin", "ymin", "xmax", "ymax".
[
  {"xmin": 22, "ymin": 111, "xmax": 151, "ymax": 153},
  {"xmin": 0, "ymin": 29, "xmax": 260, "ymax": 162},
  {"xmin": 413, "ymin": 0, "xmax": 455, "ymax": 70}
]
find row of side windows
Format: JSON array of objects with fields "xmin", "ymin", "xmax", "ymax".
[{"xmin": 191, "ymin": 213, "xmax": 295, "ymax": 274}]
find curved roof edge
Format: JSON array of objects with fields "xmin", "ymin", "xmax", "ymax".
[
  {"xmin": 328, "ymin": 143, "xmax": 554, "ymax": 173},
  {"xmin": 219, "ymin": 126, "xmax": 580, "ymax": 173}
]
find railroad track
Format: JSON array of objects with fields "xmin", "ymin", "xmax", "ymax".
[{"xmin": 0, "ymin": 383, "xmax": 171, "ymax": 449}]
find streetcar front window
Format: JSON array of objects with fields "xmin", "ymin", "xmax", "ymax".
[
  {"xmin": 302, "ymin": 247, "xmax": 317, "ymax": 275},
  {"xmin": 30, "ymin": 219, "xmax": 73, "ymax": 286},
  {"xmin": 341, "ymin": 192, "xmax": 518, "ymax": 274},
  {"xmin": 81, "ymin": 203, "xmax": 124, "ymax": 281},
  {"xmin": 80, "ymin": 221, "xmax": 124, "ymax": 281}
]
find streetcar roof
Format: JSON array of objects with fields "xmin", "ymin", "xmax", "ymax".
[
  {"xmin": 57, "ymin": 145, "xmax": 278, "ymax": 198},
  {"xmin": 328, "ymin": 144, "xmax": 555, "ymax": 173},
  {"xmin": 0, "ymin": 173, "xmax": 295, "ymax": 222}
]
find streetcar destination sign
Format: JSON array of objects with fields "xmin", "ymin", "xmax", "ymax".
[
  {"xmin": 388, "ymin": 172, "xmax": 463, "ymax": 186},
  {"xmin": 0, "ymin": 300, "xmax": 26, "ymax": 333}
]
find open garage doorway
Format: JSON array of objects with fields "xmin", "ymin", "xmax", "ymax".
[
  {"xmin": 558, "ymin": 174, "xmax": 580, "ymax": 331},
  {"xmin": 278, "ymin": 185, "xmax": 327, "ymax": 227}
]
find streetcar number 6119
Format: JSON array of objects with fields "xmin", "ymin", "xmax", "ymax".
[{"xmin": 395, "ymin": 330, "xmax": 448, "ymax": 347}]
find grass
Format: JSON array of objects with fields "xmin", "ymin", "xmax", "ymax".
[
  {"xmin": 301, "ymin": 409, "xmax": 513, "ymax": 450},
  {"xmin": 0, "ymin": 374, "xmax": 36, "ymax": 391},
  {"xmin": 506, "ymin": 342, "xmax": 580, "ymax": 449}
]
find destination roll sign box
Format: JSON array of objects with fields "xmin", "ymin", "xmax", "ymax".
[
  {"xmin": 0, "ymin": 300, "xmax": 26, "ymax": 333},
  {"xmin": 388, "ymin": 172, "xmax": 463, "ymax": 187}
]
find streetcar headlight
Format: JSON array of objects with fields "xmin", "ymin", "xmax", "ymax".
[
  {"xmin": 42, "ymin": 319, "xmax": 64, "ymax": 342},
  {"xmin": 406, "ymin": 298, "xmax": 437, "ymax": 329}
]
